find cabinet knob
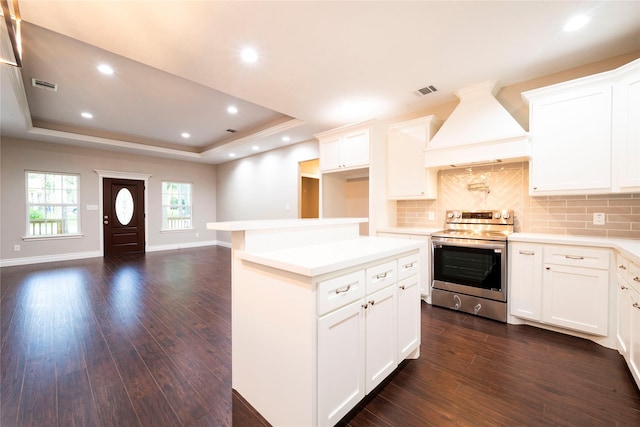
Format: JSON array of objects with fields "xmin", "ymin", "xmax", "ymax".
[
  {"xmin": 369, "ymin": 300, "xmax": 375, "ymax": 306},
  {"xmin": 362, "ymin": 303, "xmax": 368, "ymax": 309},
  {"xmin": 634, "ymin": 277, "xmax": 640, "ymax": 283},
  {"xmin": 399, "ymin": 285, "xmax": 406, "ymax": 290},
  {"xmin": 545, "ymin": 267, "xmax": 551, "ymax": 270}
]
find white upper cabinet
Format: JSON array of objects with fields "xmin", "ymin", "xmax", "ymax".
[
  {"xmin": 612, "ymin": 67, "xmax": 640, "ymax": 192},
  {"xmin": 318, "ymin": 128, "xmax": 370, "ymax": 172},
  {"xmin": 523, "ymin": 58, "xmax": 640, "ymax": 195},
  {"xmin": 387, "ymin": 115, "xmax": 440, "ymax": 199}
]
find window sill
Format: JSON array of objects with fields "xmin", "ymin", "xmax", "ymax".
[
  {"xmin": 23, "ymin": 234, "xmax": 84, "ymax": 241},
  {"xmin": 160, "ymin": 228, "xmax": 196, "ymax": 233}
]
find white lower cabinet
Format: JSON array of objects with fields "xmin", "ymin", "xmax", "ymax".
[
  {"xmin": 397, "ymin": 275, "xmax": 421, "ymax": 361},
  {"xmin": 509, "ymin": 243, "xmax": 543, "ymax": 321},
  {"xmin": 317, "ymin": 300, "xmax": 365, "ymax": 426},
  {"xmin": 316, "ymin": 253, "xmax": 419, "ymax": 426},
  {"xmin": 615, "ymin": 253, "xmax": 640, "ymax": 388},
  {"xmin": 509, "ymin": 243, "xmax": 610, "ymax": 336},
  {"xmin": 364, "ymin": 285, "xmax": 397, "ymax": 393},
  {"xmin": 542, "ymin": 263, "xmax": 609, "ymax": 336},
  {"xmin": 629, "ymin": 287, "xmax": 640, "ymax": 387}
]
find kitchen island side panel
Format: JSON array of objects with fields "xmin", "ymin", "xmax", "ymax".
[{"xmin": 232, "ymin": 259, "xmax": 317, "ymax": 427}]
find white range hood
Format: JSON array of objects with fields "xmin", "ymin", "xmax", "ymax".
[{"xmin": 425, "ymin": 80, "xmax": 530, "ymax": 169}]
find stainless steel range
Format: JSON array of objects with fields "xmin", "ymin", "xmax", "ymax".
[{"xmin": 431, "ymin": 210, "xmax": 514, "ymax": 322}]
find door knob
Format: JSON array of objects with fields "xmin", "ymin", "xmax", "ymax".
[{"xmin": 104, "ymin": 220, "xmax": 109, "ymax": 224}]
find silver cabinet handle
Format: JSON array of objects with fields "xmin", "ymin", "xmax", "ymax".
[
  {"xmin": 619, "ymin": 265, "xmax": 627, "ymax": 270},
  {"xmin": 362, "ymin": 303, "xmax": 368, "ymax": 309},
  {"xmin": 565, "ymin": 255, "xmax": 584, "ymax": 260},
  {"xmin": 621, "ymin": 285, "xmax": 628, "ymax": 290},
  {"xmin": 335, "ymin": 284, "xmax": 351, "ymax": 294},
  {"xmin": 399, "ymin": 285, "xmax": 406, "ymax": 290},
  {"xmin": 634, "ymin": 277, "xmax": 640, "ymax": 283},
  {"xmin": 368, "ymin": 300, "xmax": 375, "ymax": 306},
  {"xmin": 402, "ymin": 262, "xmax": 415, "ymax": 269},
  {"xmin": 634, "ymin": 302, "xmax": 640, "ymax": 310},
  {"xmin": 375, "ymin": 272, "xmax": 389, "ymax": 279},
  {"xmin": 519, "ymin": 250, "xmax": 535, "ymax": 255}
]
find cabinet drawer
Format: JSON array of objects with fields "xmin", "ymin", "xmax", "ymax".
[
  {"xmin": 543, "ymin": 245, "xmax": 610, "ymax": 270},
  {"xmin": 366, "ymin": 261, "xmax": 397, "ymax": 294},
  {"xmin": 629, "ymin": 259, "xmax": 640, "ymax": 294},
  {"xmin": 616, "ymin": 253, "xmax": 630, "ymax": 279},
  {"xmin": 317, "ymin": 270, "xmax": 366, "ymax": 316},
  {"xmin": 397, "ymin": 252, "xmax": 419, "ymax": 281}
]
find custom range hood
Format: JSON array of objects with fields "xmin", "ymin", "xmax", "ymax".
[{"xmin": 425, "ymin": 80, "xmax": 530, "ymax": 169}]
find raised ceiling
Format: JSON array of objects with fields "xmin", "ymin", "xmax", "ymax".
[{"xmin": 2, "ymin": 1, "xmax": 639, "ymax": 164}]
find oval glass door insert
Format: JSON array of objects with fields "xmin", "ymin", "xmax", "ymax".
[{"xmin": 115, "ymin": 188, "xmax": 134, "ymax": 225}]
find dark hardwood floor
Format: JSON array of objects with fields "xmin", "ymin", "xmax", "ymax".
[{"xmin": 1, "ymin": 246, "xmax": 639, "ymax": 426}]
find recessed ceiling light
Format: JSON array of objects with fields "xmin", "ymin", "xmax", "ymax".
[
  {"xmin": 227, "ymin": 106, "xmax": 238, "ymax": 114},
  {"xmin": 81, "ymin": 112, "xmax": 93, "ymax": 119},
  {"xmin": 97, "ymin": 63, "xmax": 114, "ymax": 75},
  {"xmin": 282, "ymin": 136, "xmax": 290, "ymax": 142},
  {"xmin": 241, "ymin": 48, "xmax": 258, "ymax": 63},
  {"xmin": 252, "ymin": 145, "xmax": 260, "ymax": 151},
  {"xmin": 229, "ymin": 153, "xmax": 236, "ymax": 158},
  {"xmin": 563, "ymin": 15, "xmax": 590, "ymax": 32},
  {"xmin": 181, "ymin": 132, "xmax": 190, "ymax": 138}
]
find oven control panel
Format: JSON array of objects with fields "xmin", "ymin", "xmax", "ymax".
[{"xmin": 445, "ymin": 210, "xmax": 513, "ymax": 225}]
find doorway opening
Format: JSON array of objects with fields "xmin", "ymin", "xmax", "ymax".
[{"xmin": 299, "ymin": 159, "xmax": 319, "ymax": 219}]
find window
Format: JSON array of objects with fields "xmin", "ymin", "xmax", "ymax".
[
  {"xmin": 26, "ymin": 172, "xmax": 79, "ymax": 237},
  {"xmin": 162, "ymin": 181, "xmax": 192, "ymax": 230}
]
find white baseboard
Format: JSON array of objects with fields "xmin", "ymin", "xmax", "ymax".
[
  {"xmin": 1, "ymin": 241, "xmax": 230, "ymax": 267},
  {"xmin": 0, "ymin": 251, "xmax": 101, "ymax": 267},
  {"xmin": 146, "ymin": 240, "xmax": 221, "ymax": 252}
]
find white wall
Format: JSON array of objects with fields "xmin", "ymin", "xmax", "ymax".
[
  {"xmin": 215, "ymin": 140, "xmax": 319, "ymax": 243},
  {"xmin": 0, "ymin": 137, "xmax": 218, "ymax": 265}
]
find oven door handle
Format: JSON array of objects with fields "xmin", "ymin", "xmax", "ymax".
[{"xmin": 432, "ymin": 240, "xmax": 505, "ymax": 251}]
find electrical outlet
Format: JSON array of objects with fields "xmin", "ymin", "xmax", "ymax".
[
  {"xmin": 593, "ymin": 212, "xmax": 606, "ymax": 225},
  {"xmin": 428, "ymin": 211, "xmax": 435, "ymax": 221},
  {"xmin": 195, "ymin": 233, "xmax": 199, "ymax": 238},
  {"xmin": 13, "ymin": 244, "xmax": 20, "ymax": 252}
]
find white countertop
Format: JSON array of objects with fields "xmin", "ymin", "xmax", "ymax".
[
  {"xmin": 377, "ymin": 226, "xmax": 443, "ymax": 236},
  {"xmin": 207, "ymin": 217, "xmax": 367, "ymax": 231},
  {"xmin": 237, "ymin": 236, "xmax": 425, "ymax": 277},
  {"xmin": 510, "ymin": 232, "xmax": 640, "ymax": 263}
]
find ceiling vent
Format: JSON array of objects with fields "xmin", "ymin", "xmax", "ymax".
[
  {"xmin": 32, "ymin": 78, "xmax": 58, "ymax": 92},
  {"xmin": 416, "ymin": 85, "xmax": 438, "ymax": 96}
]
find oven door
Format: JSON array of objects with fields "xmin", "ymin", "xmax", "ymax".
[{"xmin": 431, "ymin": 237, "xmax": 506, "ymax": 302}]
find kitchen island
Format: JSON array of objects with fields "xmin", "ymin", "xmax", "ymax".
[{"xmin": 206, "ymin": 218, "xmax": 425, "ymax": 426}]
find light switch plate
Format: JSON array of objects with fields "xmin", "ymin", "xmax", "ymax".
[{"xmin": 593, "ymin": 212, "xmax": 605, "ymax": 225}]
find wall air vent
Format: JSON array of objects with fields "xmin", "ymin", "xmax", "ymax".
[
  {"xmin": 32, "ymin": 78, "xmax": 58, "ymax": 91},
  {"xmin": 417, "ymin": 85, "xmax": 438, "ymax": 96},
  {"xmin": 226, "ymin": 129, "xmax": 237, "ymax": 133}
]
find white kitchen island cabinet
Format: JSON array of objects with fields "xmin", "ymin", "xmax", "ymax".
[{"xmin": 206, "ymin": 218, "xmax": 424, "ymax": 427}]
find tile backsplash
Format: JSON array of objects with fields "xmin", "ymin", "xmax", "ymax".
[{"xmin": 396, "ymin": 161, "xmax": 640, "ymax": 239}]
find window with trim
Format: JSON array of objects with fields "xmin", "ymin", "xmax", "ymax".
[
  {"xmin": 162, "ymin": 181, "xmax": 193, "ymax": 230},
  {"xmin": 26, "ymin": 172, "xmax": 79, "ymax": 237}
]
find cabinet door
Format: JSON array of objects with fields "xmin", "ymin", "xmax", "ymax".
[
  {"xmin": 397, "ymin": 275, "xmax": 420, "ymax": 361},
  {"xmin": 341, "ymin": 129, "xmax": 370, "ymax": 168},
  {"xmin": 509, "ymin": 243, "xmax": 543, "ymax": 321},
  {"xmin": 365, "ymin": 285, "xmax": 397, "ymax": 393},
  {"xmin": 387, "ymin": 123, "xmax": 436, "ymax": 199},
  {"xmin": 530, "ymin": 84, "xmax": 612, "ymax": 194},
  {"xmin": 317, "ymin": 300, "xmax": 365, "ymax": 426},
  {"xmin": 319, "ymin": 136, "xmax": 344, "ymax": 172},
  {"xmin": 628, "ymin": 287, "xmax": 640, "ymax": 387},
  {"xmin": 542, "ymin": 264, "xmax": 609, "ymax": 336},
  {"xmin": 613, "ymin": 70, "xmax": 640, "ymax": 192},
  {"xmin": 617, "ymin": 273, "xmax": 631, "ymax": 358}
]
